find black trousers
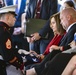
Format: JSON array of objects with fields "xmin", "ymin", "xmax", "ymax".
[
  {"xmin": 0, "ymin": 60, "xmax": 7, "ymax": 75},
  {"xmin": 41, "ymin": 53, "xmax": 76, "ymax": 75}
]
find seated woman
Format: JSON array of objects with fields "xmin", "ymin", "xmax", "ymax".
[
  {"xmin": 19, "ymin": 12, "xmax": 65, "ymax": 61},
  {"xmin": 29, "ymin": 12, "xmax": 65, "ymax": 59},
  {"xmin": 19, "ymin": 12, "xmax": 65, "ymax": 75}
]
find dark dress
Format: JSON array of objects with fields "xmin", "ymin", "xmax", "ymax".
[{"xmin": 41, "ymin": 53, "xmax": 76, "ymax": 75}]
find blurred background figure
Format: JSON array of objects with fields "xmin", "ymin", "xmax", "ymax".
[
  {"xmin": 61, "ymin": 0, "xmax": 75, "ymax": 10},
  {"xmin": 72, "ymin": 0, "xmax": 76, "ymax": 9},
  {"xmin": 0, "ymin": 0, "xmax": 5, "ymax": 8},
  {"xmin": 58, "ymin": 0, "xmax": 76, "ymax": 11}
]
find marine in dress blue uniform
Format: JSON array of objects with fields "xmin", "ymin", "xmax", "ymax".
[{"xmin": 0, "ymin": 5, "xmax": 25, "ymax": 74}]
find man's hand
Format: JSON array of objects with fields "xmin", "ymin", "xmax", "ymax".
[
  {"xmin": 26, "ymin": 32, "xmax": 41, "ymax": 43},
  {"xmin": 31, "ymin": 32, "xmax": 41, "ymax": 41}
]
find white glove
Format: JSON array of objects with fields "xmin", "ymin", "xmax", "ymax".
[{"xmin": 18, "ymin": 49, "xmax": 30, "ymax": 55}]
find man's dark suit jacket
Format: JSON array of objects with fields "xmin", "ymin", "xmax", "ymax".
[
  {"xmin": 26, "ymin": 0, "xmax": 57, "ymax": 20},
  {"xmin": 38, "ymin": 20, "xmax": 54, "ymax": 41},
  {"xmin": 59, "ymin": 23, "xmax": 76, "ymax": 50},
  {"xmin": 26, "ymin": 0, "xmax": 57, "ymax": 41}
]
